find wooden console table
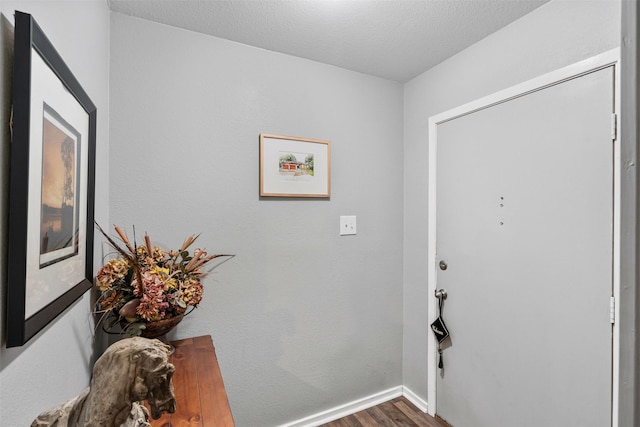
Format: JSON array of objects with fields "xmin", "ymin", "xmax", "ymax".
[{"xmin": 149, "ymin": 335, "xmax": 234, "ymax": 426}]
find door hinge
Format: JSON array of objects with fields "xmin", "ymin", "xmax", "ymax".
[
  {"xmin": 611, "ymin": 113, "xmax": 617, "ymax": 141},
  {"xmin": 610, "ymin": 296, "xmax": 615, "ymax": 324}
]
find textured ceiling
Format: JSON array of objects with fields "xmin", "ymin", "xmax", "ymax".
[{"xmin": 108, "ymin": 0, "xmax": 550, "ymax": 83}]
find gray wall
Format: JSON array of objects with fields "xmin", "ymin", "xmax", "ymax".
[
  {"xmin": 109, "ymin": 13, "xmax": 404, "ymax": 427},
  {"xmin": 403, "ymin": 0, "xmax": 621, "ymax": 401},
  {"xmin": 0, "ymin": 1, "xmax": 626, "ymax": 426},
  {"xmin": 0, "ymin": 1, "xmax": 110, "ymax": 425}
]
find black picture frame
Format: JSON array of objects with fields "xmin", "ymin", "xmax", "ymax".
[{"xmin": 6, "ymin": 11, "xmax": 96, "ymax": 347}]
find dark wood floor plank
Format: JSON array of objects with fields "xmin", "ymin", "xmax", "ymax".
[
  {"xmin": 392, "ymin": 396, "xmax": 415, "ymax": 406},
  {"xmin": 435, "ymin": 415, "xmax": 453, "ymax": 427},
  {"xmin": 330, "ymin": 417, "xmax": 352, "ymax": 427},
  {"xmin": 379, "ymin": 401, "xmax": 418, "ymax": 427},
  {"xmin": 319, "ymin": 397, "xmax": 444, "ymax": 427},
  {"xmin": 343, "ymin": 414, "xmax": 366, "ymax": 427},
  {"xmin": 393, "ymin": 396, "xmax": 444, "ymax": 427},
  {"xmin": 393, "ymin": 400, "xmax": 439, "ymax": 427},
  {"xmin": 366, "ymin": 405, "xmax": 400, "ymax": 427},
  {"xmin": 353, "ymin": 409, "xmax": 382, "ymax": 427},
  {"xmin": 322, "ymin": 414, "xmax": 364, "ymax": 427}
]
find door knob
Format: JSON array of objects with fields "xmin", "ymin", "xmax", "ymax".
[{"xmin": 435, "ymin": 289, "xmax": 448, "ymax": 299}]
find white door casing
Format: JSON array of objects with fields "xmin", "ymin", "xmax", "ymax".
[{"xmin": 428, "ymin": 50, "xmax": 619, "ymax": 427}]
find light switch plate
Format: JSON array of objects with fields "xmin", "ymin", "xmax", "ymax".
[{"xmin": 340, "ymin": 216, "xmax": 357, "ymax": 235}]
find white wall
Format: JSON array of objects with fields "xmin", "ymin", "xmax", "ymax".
[
  {"xmin": 109, "ymin": 13, "xmax": 404, "ymax": 427},
  {"xmin": 403, "ymin": 0, "xmax": 621, "ymax": 401},
  {"xmin": 0, "ymin": 1, "xmax": 109, "ymax": 425}
]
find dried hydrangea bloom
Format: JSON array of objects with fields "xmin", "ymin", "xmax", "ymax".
[
  {"xmin": 136, "ymin": 275, "xmax": 169, "ymax": 321},
  {"xmin": 98, "ymin": 289, "xmax": 124, "ymax": 311},
  {"xmin": 181, "ymin": 278, "xmax": 203, "ymax": 306},
  {"xmin": 136, "ymin": 245, "xmax": 166, "ymax": 266},
  {"xmin": 136, "ymin": 295, "xmax": 164, "ymax": 321},
  {"xmin": 95, "ymin": 258, "xmax": 130, "ymax": 291},
  {"xmin": 152, "ymin": 246, "xmax": 166, "ymax": 262}
]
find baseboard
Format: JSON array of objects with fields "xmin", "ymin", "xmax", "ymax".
[
  {"xmin": 402, "ymin": 386, "xmax": 429, "ymax": 413},
  {"xmin": 279, "ymin": 386, "xmax": 403, "ymax": 427},
  {"xmin": 278, "ymin": 385, "xmax": 429, "ymax": 427}
]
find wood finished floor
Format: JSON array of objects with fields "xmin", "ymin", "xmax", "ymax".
[{"xmin": 318, "ymin": 396, "xmax": 445, "ymax": 427}]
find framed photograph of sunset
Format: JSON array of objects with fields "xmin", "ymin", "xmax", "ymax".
[{"xmin": 6, "ymin": 12, "xmax": 97, "ymax": 347}]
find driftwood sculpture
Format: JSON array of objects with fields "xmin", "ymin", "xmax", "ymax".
[{"xmin": 31, "ymin": 337, "xmax": 176, "ymax": 427}]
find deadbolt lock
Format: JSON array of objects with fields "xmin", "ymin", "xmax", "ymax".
[{"xmin": 439, "ymin": 260, "xmax": 448, "ymax": 271}]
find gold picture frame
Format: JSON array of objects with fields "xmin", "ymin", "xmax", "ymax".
[{"xmin": 259, "ymin": 134, "xmax": 331, "ymax": 198}]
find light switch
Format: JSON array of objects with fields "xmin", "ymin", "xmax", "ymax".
[{"xmin": 340, "ymin": 216, "xmax": 357, "ymax": 235}]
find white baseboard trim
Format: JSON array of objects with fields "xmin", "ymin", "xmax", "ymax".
[
  {"xmin": 402, "ymin": 386, "xmax": 429, "ymax": 413},
  {"xmin": 279, "ymin": 385, "xmax": 429, "ymax": 427},
  {"xmin": 279, "ymin": 386, "xmax": 403, "ymax": 427}
]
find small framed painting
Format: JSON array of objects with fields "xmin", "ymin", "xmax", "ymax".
[
  {"xmin": 259, "ymin": 134, "xmax": 331, "ymax": 198},
  {"xmin": 6, "ymin": 12, "xmax": 97, "ymax": 347}
]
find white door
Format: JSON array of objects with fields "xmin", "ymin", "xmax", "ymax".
[{"xmin": 433, "ymin": 66, "xmax": 615, "ymax": 426}]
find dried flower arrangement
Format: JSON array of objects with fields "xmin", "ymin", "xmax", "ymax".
[{"xmin": 94, "ymin": 223, "xmax": 233, "ymax": 337}]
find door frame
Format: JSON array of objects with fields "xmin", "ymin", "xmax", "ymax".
[{"xmin": 427, "ymin": 48, "xmax": 621, "ymax": 424}]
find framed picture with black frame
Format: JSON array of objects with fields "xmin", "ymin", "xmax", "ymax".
[{"xmin": 6, "ymin": 11, "xmax": 96, "ymax": 347}]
